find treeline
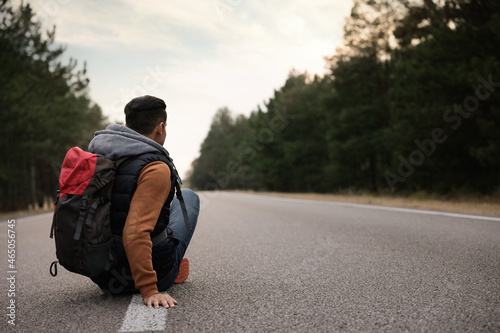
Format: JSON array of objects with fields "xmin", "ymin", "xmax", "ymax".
[
  {"xmin": 0, "ymin": 2, "xmax": 106, "ymax": 212},
  {"xmin": 189, "ymin": 0, "xmax": 500, "ymax": 195}
]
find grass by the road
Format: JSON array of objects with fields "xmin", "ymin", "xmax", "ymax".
[{"xmin": 237, "ymin": 191, "xmax": 500, "ymax": 217}]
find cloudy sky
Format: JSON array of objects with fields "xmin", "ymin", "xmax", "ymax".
[{"xmin": 27, "ymin": 0, "xmax": 353, "ymax": 178}]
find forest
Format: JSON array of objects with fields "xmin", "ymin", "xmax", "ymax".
[
  {"xmin": 1, "ymin": 0, "xmax": 499, "ymax": 212},
  {"xmin": 0, "ymin": 2, "xmax": 106, "ymax": 212},
  {"xmin": 188, "ymin": 0, "xmax": 500, "ymax": 196}
]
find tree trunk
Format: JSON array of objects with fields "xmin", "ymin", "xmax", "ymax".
[{"xmin": 30, "ymin": 158, "xmax": 37, "ymax": 209}]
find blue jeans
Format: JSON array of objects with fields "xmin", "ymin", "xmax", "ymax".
[{"xmin": 157, "ymin": 188, "xmax": 200, "ymax": 291}]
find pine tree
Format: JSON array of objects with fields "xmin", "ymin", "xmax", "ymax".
[{"xmin": 0, "ymin": 2, "xmax": 106, "ymax": 211}]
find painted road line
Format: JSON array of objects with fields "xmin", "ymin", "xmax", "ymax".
[
  {"xmin": 326, "ymin": 202, "xmax": 500, "ymax": 221},
  {"xmin": 299, "ymin": 198, "xmax": 500, "ymax": 221},
  {"xmin": 119, "ymin": 294, "xmax": 168, "ymax": 332},
  {"xmin": 232, "ymin": 192, "xmax": 500, "ymax": 222}
]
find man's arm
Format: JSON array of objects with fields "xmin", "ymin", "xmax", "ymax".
[{"xmin": 122, "ymin": 161, "xmax": 174, "ymax": 307}]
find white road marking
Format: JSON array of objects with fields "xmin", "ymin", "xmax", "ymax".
[
  {"xmin": 322, "ymin": 201, "xmax": 500, "ymax": 221},
  {"xmin": 119, "ymin": 294, "xmax": 168, "ymax": 332},
  {"xmin": 237, "ymin": 193, "xmax": 500, "ymax": 222}
]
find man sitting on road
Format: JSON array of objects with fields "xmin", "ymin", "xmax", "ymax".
[{"xmin": 88, "ymin": 95, "xmax": 200, "ymax": 309}]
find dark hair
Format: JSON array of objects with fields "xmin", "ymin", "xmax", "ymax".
[{"xmin": 124, "ymin": 95, "xmax": 167, "ymax": 135}]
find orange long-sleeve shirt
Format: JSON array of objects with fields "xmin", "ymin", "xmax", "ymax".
[{"xmin": 121, "ymin": 161, "xmax": 171, "ymax": 299}]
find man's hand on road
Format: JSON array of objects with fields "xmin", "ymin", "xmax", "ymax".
[{"xmin": 143, "ymin": 293, "xmax": 178, "ymax": 309}]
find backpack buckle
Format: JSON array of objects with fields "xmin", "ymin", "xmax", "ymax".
[
  {"xmin": 54, "ymin": 190, "xmax": 60, "ymax": 205},
  {"xmin": 80, "ymin": 196, "xmax": 88, "ymax": 210}
]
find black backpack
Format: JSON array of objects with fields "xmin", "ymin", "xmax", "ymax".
[{"xmin": 49, "ymin": 146, "xmax": 190, "ymax": 278}]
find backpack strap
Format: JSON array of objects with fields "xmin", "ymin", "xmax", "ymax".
[
  {"xmin": 150, "ymin": 186, "xmax": 190, "ymax": 246},
  {"xmin": 151, "ymin": 228, "xmax": 168, "ymax": 246},
  {"xmin": 85, "ymin": 196, "xmax": 109, "ymax": 226},
  {"xmin": 50, "ymin": 260, "xmax": 58, "ymax": 277},
  {"xmin": 73, "ymin": 195, "xmax": 89, "ymax": 240},
  {"xmin": 172, "ymin": 167, "xmax": 191, "ymax": 231},
  {"xmin": 175, "ymin": 182, "xmax": 191, "ymax": 231},
  {"xmin": 49, "ymin": 190, "xmax": 60, "ymax": 239}
]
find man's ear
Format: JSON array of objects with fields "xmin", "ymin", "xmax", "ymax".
[{"xmin": 157, "ymin": 122, "xmax": 165, "ymax": 134}]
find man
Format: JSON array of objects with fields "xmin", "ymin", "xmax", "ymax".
[{"xmin": 88, "ymin": 95, "xmax": 200, "ymax": 309}]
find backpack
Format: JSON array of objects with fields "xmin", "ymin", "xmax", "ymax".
[{"xmin": 49, "ymin": 146, "xmax": 190, "ymax": 278}]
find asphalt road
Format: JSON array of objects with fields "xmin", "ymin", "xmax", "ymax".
[{"xmin": 1, "ymin": 192, "xmax": 499, "ymax": 332}]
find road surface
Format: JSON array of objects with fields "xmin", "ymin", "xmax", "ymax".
[{"xmin": 1, "ymin": 192, "xmax": 499, "ymax": 332}]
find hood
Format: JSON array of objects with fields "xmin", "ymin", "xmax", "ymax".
[{"xmin": 88, "ymin": 124, "xmax": 173, "ymax": 162}]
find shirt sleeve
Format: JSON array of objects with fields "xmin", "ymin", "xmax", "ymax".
[{"xmin": 121, "ymin": 161, "xmax": 171, "ymax": 299}]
